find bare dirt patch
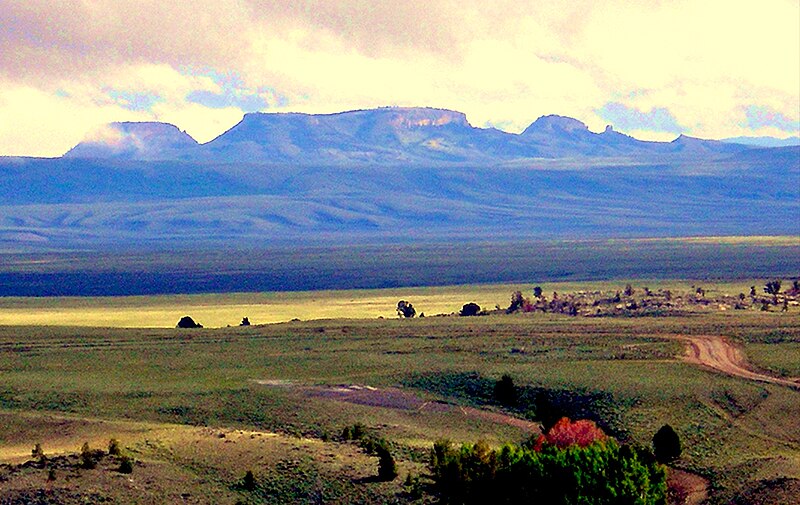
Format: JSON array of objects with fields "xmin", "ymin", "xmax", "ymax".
[
  {"xmin": 667, "ymin": 467, "xmax": 709, "ymax": 505},
  {"xmin": 254, "ymin": 381, "xmax": 541, "ymax": 433},
  {"xmin": 671, "ymin": 335, "xmax": 800, "ymax": 389}
]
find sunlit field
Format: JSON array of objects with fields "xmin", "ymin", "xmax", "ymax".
[{"xmin": 0, "ymin": 279, "xmax": 770, "ymax": 327}]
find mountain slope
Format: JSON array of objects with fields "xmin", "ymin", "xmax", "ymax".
[{"xmin": 1, "ymin": 147, "xmax": 798, "ymax": 247}]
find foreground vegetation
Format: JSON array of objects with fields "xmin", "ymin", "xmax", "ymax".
[{"xmin": 0, "ymin": 280, "xmax": 799, "ymax": 503}]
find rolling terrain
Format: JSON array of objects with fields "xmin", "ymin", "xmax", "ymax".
[{"xmin": 1, "ymin": 287, "xmax": 799, "ymax": 504}]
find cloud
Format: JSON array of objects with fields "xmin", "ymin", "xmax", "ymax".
[
  {"xmin": 598, "ymin": 102, "xmax": 683, "ymax": 135},
  {"xmin": 104, "ymin": 90, "xmax": 164, "ymax": 112},
  {"xmin": 0, "ymin": 0, "xmax": 798, "ymax": 155},
  {"xmin": 744, "ymin": 105, "xmax": 799, "ymax": 132}
]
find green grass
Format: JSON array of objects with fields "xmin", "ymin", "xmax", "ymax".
[
  {"xmin": 1, "ymin": 302, "xmax": 799, "ymax": 503},
  {"xmin": 746, "ymin": 343, "xmax": 800, "ymax": 377}
]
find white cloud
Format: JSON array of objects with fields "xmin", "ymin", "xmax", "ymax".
[{"xmin": 0, "ymin": 0, "xmax": 797, "ymax": 156}]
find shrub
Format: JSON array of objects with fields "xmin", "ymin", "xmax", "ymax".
[
  {"xmin": 396, "ymin": 300, "xmax": 416, "ymax": 318},
  {"xmin": 118, "ymin": 456, "xmax": 134, "ymax": 474},
  {"xmin": 242, "ymin": 469, "xmax": 256, "ymax": 490},
  {"xmin": 460, "ymin": 302, "xmax": 481, "ymax": 317},
  {"xmin": 530, "ymin": 417, "xmax": 608, "ymax": 451},
  {"xmin": 361, "ymin": 435, "xmax": 391, "ymax": 456},
  {"xmin": 624, "ymin": 284, "xmax": 635, "ymax": 296},
  {"xmin": 404, "ymin": 473, "xmax": 424, "ymax": 499},
  {"xmin": 240, "ymin": 317, "xmax": 251, "ymax": 326},
  {"xmin": 493, "ymin": 375, "xmax": 517, "ymax": 406},
  {"xmin": 507, "ymin": 291, "xmax": 526, "ymax": 313},
  {"xmin": 108, "ymin": 438, "xmax": 121, "ymax": 456},
  {"xmin": 377, "ymin": 445, "xmax": 398, "ymax": 481},
  {"xmin": 80, "ymin": 442, "xmax": 100, "ymax": 469},
  {"xmin": 176, "ymin": 316, "xmax": 202, "ymax": 328},
  {"xmin": 342, "ymin": 422, "xmax": 366, "ymax": 441},
  {"xmin": 764, "ymin": 279, "xmax": 782, "ymax": 296},
  {"xmin": 31, "ymin": 443, "xmax": 44, "ymax": 459},
  {"xmin": 652, "ymin": 424, "xmax": 681, "ymax": 463}
]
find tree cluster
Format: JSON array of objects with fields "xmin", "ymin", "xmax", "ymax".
[
  {"xmin": 429, "ymin": 419, "xmax": 666, "ymax": 504},
  {"xmin": 396, "ymin": 300, "xmax": 416, "ymax": 318}
]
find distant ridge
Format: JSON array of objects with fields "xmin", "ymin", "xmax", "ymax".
[
  {"xmin": 63, "ymin": 107, "xmax": 753, "ymax": 165},
  {"xmin": 721, "ymin": 136, "xmax": 800, "ymax": 148}
]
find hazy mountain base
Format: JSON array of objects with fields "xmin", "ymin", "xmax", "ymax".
[{"xmin": 1, "ymin": 149, "xmax": 798, "ymax": 249}]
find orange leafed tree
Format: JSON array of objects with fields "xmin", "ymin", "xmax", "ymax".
[{"xmin": 533, "ymin": 417, "xmax": 608, "ymax": 451}]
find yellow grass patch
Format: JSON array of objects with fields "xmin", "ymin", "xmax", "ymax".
[{"xmin": 0, "ymin": 279, "xmax": 773, "ymax": 327}]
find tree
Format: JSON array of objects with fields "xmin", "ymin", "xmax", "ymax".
[
  {"xmin": 377, "ymin": 445, "xmax": 398, "ymax": 481},
  {"xmin": 507, "ymin": 291, "xmax": 526, "ymax": 313},
  {"xmin": 460, "ymin": 302, "xmax": 481, "ymax": 316},
  {"xmin": 493, "ymin": 374, "xmax": 517, "ymax": 406},
  {"xmin": 396, "ymin": 300, "xmax": 416, "ymax": 318},
  {"xmin": 533, "ymin": 286, "xmax": 543, "ymax": 298},
  {"xmin": 764, "ymin": 280, "xmax": 782, "ymax": 303},
  {"xmin": 652, "ymin": 424, "xmax": 681, "ymax": 463},
  {"xmin": 32, "ymin": 443, "xmax": 44, "ymax": 460},
  {"xmin": 624, "ymin": 284, "xmax": 635, "ymax": 297},
  {"xmin": 764, "ymin": 279, "xmax": 782, "ymax": 295},
  {"xmin": 176, "ymin": 316, "xmax": 202, "ymax": 328},
  {"xmin": 430, "ymin": 434, "xmax": 666, "ymax": 505},
  {"xmin": 242, "ymin": 470, "xmax": 256, "ymax": 490},
  {"xmin": 80, "ymin": 442, "xmax": 98, "ymax": 469}
]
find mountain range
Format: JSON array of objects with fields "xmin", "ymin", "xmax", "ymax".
[
  {"xmin": 62, "ymin": 107, "xmax": 757, "ymax": 164},
  {"xmin": 2, "ymin": 107, "xmax": 798, "ymax": 248}
]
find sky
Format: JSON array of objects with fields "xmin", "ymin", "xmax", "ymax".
[{"xmin": 1, "ymin": 0, "xmax": 798, "ymax": 157}]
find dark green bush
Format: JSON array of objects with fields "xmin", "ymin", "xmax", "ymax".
[
  {"xmin": 652, "ymin": 424, "xmax": 681, "ymax": 463},
  {"xmin": 79, "ymin": 442, "xmax": 103, "ymax": 469},
  {"xmin": 242, "ymin": 469, "xmax": 256, "ymax": 490},
  {"xmin": 31, "ymin": 443, "xmax": 44, "ymax": 460},
  {"xmin": 118, "ymin": 456, "xmax": 134, "ymax": 474},
  {"xmin": 108, "ymin": 438, "xmax": 121, "ymax": 456},
  {"xmin": 341, "ymin": 422, "xmax": 367, "ymax": 441},
  {"xmin": 377, "ymin": 445, "xmax": 398, "ymax": 481},
  {"xmin": 493, "ymin": 374, "xmax": 517, "ymax": 406}
]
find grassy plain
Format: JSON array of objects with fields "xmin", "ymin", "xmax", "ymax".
[
  {"xmin": 1, "ymin": 284, "xmax": 799, "ymax": 503},
  {"xmin": 0, "ymin": 279, "xmax": 769, "ymax": 327}
]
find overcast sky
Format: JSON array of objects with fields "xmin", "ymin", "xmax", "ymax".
[{"xmin": 1, "ymin": 0, "xmax": 798, "ymax": 156}]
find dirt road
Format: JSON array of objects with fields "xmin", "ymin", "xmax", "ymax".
[{"xmin": 673, "ymin": 334, "xmax": 800, "ymax": 389}]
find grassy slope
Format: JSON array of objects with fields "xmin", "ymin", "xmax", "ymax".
[{"xmin": 1, "ymin": 303, "xmax": 799, "ymax": 503}]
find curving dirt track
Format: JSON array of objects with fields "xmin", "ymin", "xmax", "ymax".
[{"xmin": 673, "ymin": 334, "xmax": 800, "ymax": 389}]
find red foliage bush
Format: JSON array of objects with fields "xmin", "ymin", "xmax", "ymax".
[{"xmin": 533, "ymin": 417, "xmax": 608, "ymax": 451}]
